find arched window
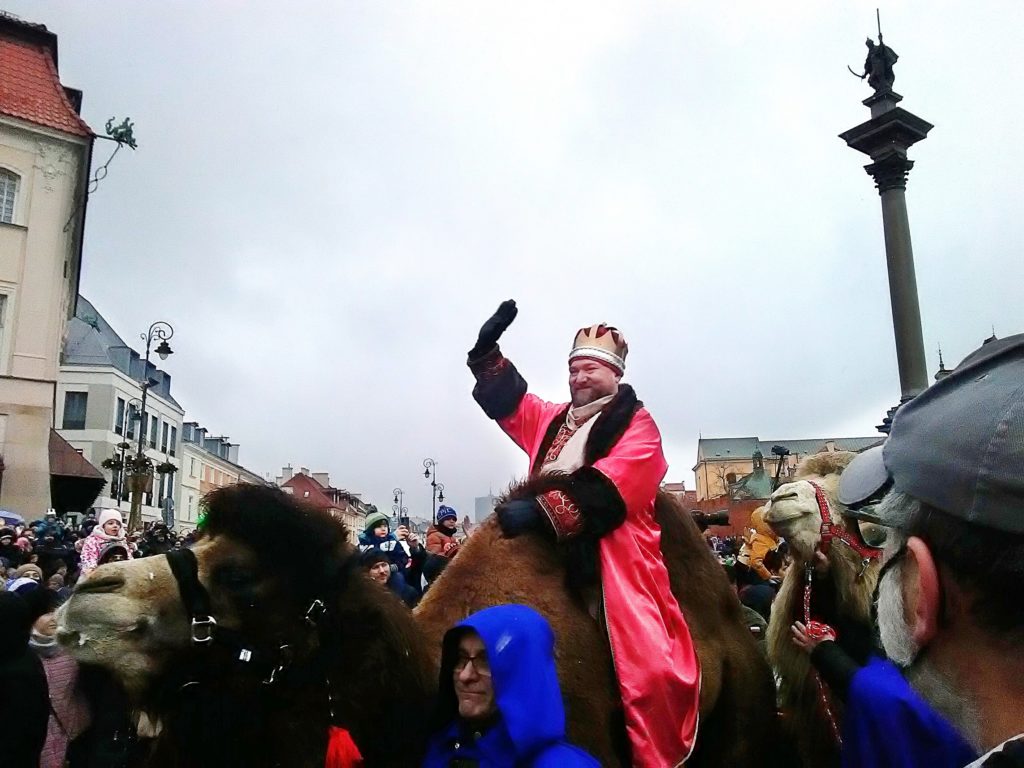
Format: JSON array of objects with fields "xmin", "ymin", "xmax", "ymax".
[{"xmin": 0, "ymin": 169, "xmax": 18, "ymax": 223}]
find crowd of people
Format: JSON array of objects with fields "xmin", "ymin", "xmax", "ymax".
[
  {"xmin": 1, "ymin": 511, "xmax": 200, "ymax": 767},
  {"xmin": 358, "ymin": 504, "xmax": 465, "ymax": 607}
]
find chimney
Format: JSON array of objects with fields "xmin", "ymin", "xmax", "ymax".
[
  {"xmin": 280, "ymin": 464, "xmax": 294, "ymax": 481},
  {"xmin": 227, "ymin": 444, "xmax": 239, "ymax": 464},
  {"xmin": 300, "ymin": 467, "xmax": 310, "ymax": 476},
  {"xmin": 312, "ymin": 472, "xmax": 330, "ymax": 488}
]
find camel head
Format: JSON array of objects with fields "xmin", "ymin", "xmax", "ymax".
[
  {"xmin": 762, "ymin": 451, "xmax": 856, "ymax": 562},
  {"xmin": 57, "ymin": 484, "xmax": 353, "ymax": 698}
]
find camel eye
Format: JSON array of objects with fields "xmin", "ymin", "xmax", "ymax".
[{"xmin": 214, "ymin": 565, "xmax": 255, "ymax": 590}]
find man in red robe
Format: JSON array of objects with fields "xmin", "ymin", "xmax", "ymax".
[{"xmin": 467, "ymin": 300, "xmax": 700, "ymax": 767}]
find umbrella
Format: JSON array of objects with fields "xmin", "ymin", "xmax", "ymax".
[{"xmin": 0, "ymin": 510, "xmax": 24, "ymax": 525}]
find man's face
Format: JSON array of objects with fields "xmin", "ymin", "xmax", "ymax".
[
  {"xmin": 368, "ymin": 561, "xmax": 390, "ymax": 584},
  {"xmin": 0, "ymin": 535, "xmax": 11, "ymax": 546},
  {"xmin": 568, "ymin": 359, "xmax": 619, "ymax": 407},
  {"xmin": 372, "ymin": 523, "xmax": 389, "ymax": 538},
  {"xmin": 453, "ymin": 631, "xmax": 496, "ymax": 721}
]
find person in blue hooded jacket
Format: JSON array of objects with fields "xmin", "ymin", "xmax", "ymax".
[{"xmin": 423, "ymin": 604, "xmax": 598, "ymax": 768}]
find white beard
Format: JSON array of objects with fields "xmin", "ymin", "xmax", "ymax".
[
  {"xmin": 877, "ymin": 560, "xmax": 920, "ymax": 667},
  {"xmin": 876, "ymin": 556, "xmax": 982, "ymax": 749}
]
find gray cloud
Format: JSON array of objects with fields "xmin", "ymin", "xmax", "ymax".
[{"xmin": 12, "ymin": 0, "xmax": 1022, "ymax": 517}]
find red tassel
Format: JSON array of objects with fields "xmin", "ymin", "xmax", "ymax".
[{"xmin": 325, "ymin": 726, "xmax": 363, "ymax": 768}]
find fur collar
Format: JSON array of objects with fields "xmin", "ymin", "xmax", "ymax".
[{"xmin": 530, "ymin": 384, "xmax": 642, "ymax": 475}]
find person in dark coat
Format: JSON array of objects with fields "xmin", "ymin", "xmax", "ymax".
[
  {"xmin": 0, "ymin": 525, "xmax": 24, "ymax": 567},
  {"xmin": 423, "ymin": 604, "xmax": 599, "ymax": 768},
  {"xmin": 361, "ymin": 549, "xmax": 418, "ymax": 608},
  {"xmin": 0, "ymin": 591, "xmax": 50, "ymax": 766}
]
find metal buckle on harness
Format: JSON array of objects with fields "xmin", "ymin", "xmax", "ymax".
[
  {"xmin": 305, "ymin": 598, "xmax": 325, "ymax": 627},
  {"xmin": 263, "ymin": 644, "xmax": 294, "ymax": 686},
  {"xmin": 191, "ymin": 616, "xmax": 217, "ymax": 644}
]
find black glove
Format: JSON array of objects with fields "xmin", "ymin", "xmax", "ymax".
[
  {"xmin": 496, "ymin": 498, "xmax": 545, "ymax": 538},
  {"xmin": 469, "ymin": 299, "xmax": 518, "ymax": 359}
]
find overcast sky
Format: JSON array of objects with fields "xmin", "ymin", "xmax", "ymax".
[{"xmin": 9, "ymin": 1, "xmax": 1023, "ymax": 518}]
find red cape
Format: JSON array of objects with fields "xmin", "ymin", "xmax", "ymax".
[{"xmin": 499, "ymin": 393, "xmax": 700, "ymax": 767}]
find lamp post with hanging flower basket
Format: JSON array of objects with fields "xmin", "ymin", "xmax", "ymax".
[{"xmin": 127, "ymin": 320, "xmax": 174, "ymax": 533}]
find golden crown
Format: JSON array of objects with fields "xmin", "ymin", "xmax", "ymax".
[{"xmin": 569, "ymin": 324, "xmax": 628, "ymax": 374}]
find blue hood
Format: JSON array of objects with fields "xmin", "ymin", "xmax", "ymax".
[{"xmin": 439, "ymin": 604, "xmax": 567, "ymax": 757}]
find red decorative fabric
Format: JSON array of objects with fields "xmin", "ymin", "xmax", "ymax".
[
  {"xmin": 498, "ymin": 394, "xmax": 700, "ymax": 768},
  {"xmin": 542, "ymin": 423, "xmax": 575, "ymax": 464},
  {"xmin": 324, "ymin": 726, "xmax": 363, "ymax": 768},
  {"xmin": 537, "ymin": 490, "xmax": 584, "ymax": 540}
]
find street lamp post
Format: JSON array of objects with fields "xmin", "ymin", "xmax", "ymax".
[
  {"xmin": 422, "ymin": 458, "xmax": 445, "ymax": 519},
  {"xmin": 392, "ymin": 487, "xmax": 408, "ymax": 527},
  {"xmin": 117, "ymin": 398, "xmax": 143, "ymax": 511},
  {"xmin": 128, "ymin": 321, "xmax": 174, "ymax": 532}
]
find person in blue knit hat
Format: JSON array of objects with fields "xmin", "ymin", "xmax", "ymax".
[{"xmin": 426, "ymin": 505, "xmax": 461, "ymax": 559}]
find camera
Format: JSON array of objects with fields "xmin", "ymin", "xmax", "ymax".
[{"xmin": 691, "ymin": 510, "xmax": 730, "ymax": 532}]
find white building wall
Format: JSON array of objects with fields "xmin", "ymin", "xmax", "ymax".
[
  {"xmin": 0, "ymin": 118, "xmax": 90, "ymax": 516},
  {"xmin": 57, "ymin": 365, "xmax": 183, "ymax": 524}
]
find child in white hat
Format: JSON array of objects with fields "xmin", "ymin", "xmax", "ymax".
[{"xmin": 80, "ymin": 509, "xmax": 132, "ymax": 576}]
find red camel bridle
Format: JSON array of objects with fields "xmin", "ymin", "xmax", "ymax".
[{"xmin": 801, "ymin": 481, "xmax": 884, "ymax": 747}]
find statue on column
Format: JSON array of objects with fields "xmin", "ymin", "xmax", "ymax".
[{"xmin": 850, "ymin": 35, "xmax": 898, "ymax": 92}]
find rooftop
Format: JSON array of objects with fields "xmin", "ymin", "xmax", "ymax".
[
  {"xmin": 62, "ymin": 296, "xmax": 182, "ymax": 409},
  {"xmin": 0, "ymin": 13, "xmax": 92, "ymax": 137},
  {"xmin": 695, "ymin": 435, "xmax": 882, "ymax": 468}
]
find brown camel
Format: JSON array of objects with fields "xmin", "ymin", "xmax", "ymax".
[
  {"xmin": 56, "ymin": 484, "xmax": 435, "ymax": 768},
  {"xmin": 415, "ymin": 488, "xmax": 779, "ymax": 767},
  {"xmin": 763, "ymin": 451, "xmax": 881, "ymax": 768}
]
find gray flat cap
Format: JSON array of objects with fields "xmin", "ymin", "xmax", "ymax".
[
  {"xmin": 838, "ymin": 445, "xmax": 889, "ymax": 507},
  {"xmin": 882, "ymin": 334, "xmax": 1024, "ymax": 533}
]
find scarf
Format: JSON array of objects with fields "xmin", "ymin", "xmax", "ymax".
[
  {"xmin": 88, "ymin": 528, "xmax": 127, "ymax": 544},
  {"xmin": 30, "ymin": 629, "xmax": 60, "ymax": 657}
]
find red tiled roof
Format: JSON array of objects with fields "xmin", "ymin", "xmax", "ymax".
[
  {"xmin": 281, "ymin": 473, "xmax": 338, "ymax": 511},
  {"xmin": 0, "ymin": 36, "xmax": 92, "ymax": 137}
]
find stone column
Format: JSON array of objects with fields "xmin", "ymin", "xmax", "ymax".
[{"xmin": 840, "ymin": 89, "xmax": 933, "ymax": 430}]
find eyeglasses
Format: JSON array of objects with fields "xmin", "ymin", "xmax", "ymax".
[
  {"xmin": 847, "ymin": 502, "xmax": 889, "ymax": 548},
  {"xmin": 453, "ymin": 653, "xmax": 491, "ymax": 677}
]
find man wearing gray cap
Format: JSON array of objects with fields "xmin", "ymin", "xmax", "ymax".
[{"xmin": 869, "ymin": 334, "xmax": 1024, "ymax": 767}]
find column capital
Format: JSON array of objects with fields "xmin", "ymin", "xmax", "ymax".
[{"xmin": 864, "ymin": 152, "xmax": 915, "ymax": 194}]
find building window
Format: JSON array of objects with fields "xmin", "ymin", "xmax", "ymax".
[
  {"xmin": 62, "ymin": 391, "xmax": 87, "ymax": 430},
  {"xmin": 114, "ymin": 397, "xmax": 125, "ymax": 435},
  {"xmin": 187, "ymin": 493, "xmax": 194, "ymax": 521},
  {"xmin": 0, "ymin": 170, "xmax": 18, "ymax": 224},
  {"xmin": 161, "ymin": 422, "xmax": 169, "ymax": 452},
  {"xmin": 125, "ymin": 403, "xmax": 137, "ymax": 439},
  {"xmin": 169, "ymin": 425, "xmax": 177, "ymax": 457},
  {"xmin": 190, "ymin": 457, "xmax": 197, "ymax": 477},
  {"xmin": 149, "ymin": 415, "xmax": 158, "ymax": 448}
]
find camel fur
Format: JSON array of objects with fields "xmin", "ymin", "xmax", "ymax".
[
  {"xmin": 415, "ymin": 487, "xmax": 778, "ymax": 767},
  {"xmin": 763, "ymin": 451, "xmax": 881, "ymax": 768},
  {"xmin": 57, "ymin": 484, "xmax": 435, "ymax": 767}
]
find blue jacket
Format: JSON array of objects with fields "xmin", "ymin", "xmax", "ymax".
[
  {"xmin": 423, "ymin": 604, "xmax": 598, "ymax": 768},
  {"xmin": 842, "ymin": 657, "xmax": 977, "ymax": 768}
]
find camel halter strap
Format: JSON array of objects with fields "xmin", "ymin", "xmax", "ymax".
[
  {"xmin": 801, "ymin": 482, "xmax": 882, "ymax": 751},
  {"xmin": 165, "ymin": 548, "xmax": 310, "ymax": 684},
  {"xmin": 807, "ymin": 481, "xmax": 883, "ymax": 563}
]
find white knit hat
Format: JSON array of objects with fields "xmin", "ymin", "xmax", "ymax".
[{"xmin": 96, "ymin": 508, "xmax": 124, "ymax": 529}]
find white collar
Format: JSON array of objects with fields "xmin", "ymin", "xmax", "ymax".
[{"xmin": 567, "ymin": 393, "xmax": 615, "ymax": 428}]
